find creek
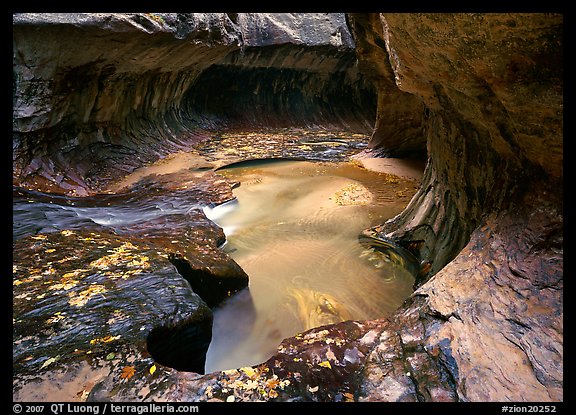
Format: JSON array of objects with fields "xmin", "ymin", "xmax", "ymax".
[
  {"xmin": 13, "ymin": 129, "xmax": 421, "ymax": 374},
  {"xmin": 203, "ymin": 159, "xmax": 415, "ymax": 372}
]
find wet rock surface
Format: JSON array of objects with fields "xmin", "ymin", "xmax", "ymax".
[
  {"xmin": 13, "ymin": 13, "xmax": 373, "ymax": 196},
  {"xmin": 347, "ymin": 13, "xmax": 563, "ymax": 401},
  {"xmin": 12, "ymin": 129, "xmax": 402, "ymax": 401},
  {"xmin": 13, "ymin": 162, "xmax": 251, "ymax": 400},
  {"xmin": 13, "ymin": 229, "xmax": 212, "ymax": 400},
  {"xmin": 352, "ymin": 13, "xmax": 563, "ymax": 277}
]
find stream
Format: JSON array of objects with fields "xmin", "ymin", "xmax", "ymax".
[
  {"xmin": 13, "ymin": 129, "xmax": 420, "ymax": 374},
  {"xmin": 203, "ymin": 159, "xmax": 415, "ymax": 372}
]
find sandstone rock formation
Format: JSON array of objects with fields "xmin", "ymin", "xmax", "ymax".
[
  {"xmin": 348, "ymin": 13, "xmax": 563, "ymax": 401},
  {"xmin": 13, "ymin": 13, "xmax": 562, "ymax": 402},
  {"xmin": 351, "ymin": 13, "xmax": 563, "ymax": 278},
  {"xmin": 13, "ymin": 13, "xmax": 373, "ymax": 195}
]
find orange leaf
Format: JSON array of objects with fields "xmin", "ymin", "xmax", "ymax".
[
  {"xmin": 343, "ymin": 392, "xmax": 355, "ymax": 402},
  {"xmin": 120, "ymin": 366, "xmax": 136, "ymax": 380},
  {"xmin": 265, "ymin": 377, "xmax": 280, "ymax": 389},
  {"xmin": 268, "ymin": 389, "xmax": 279, "ymax": 398}
]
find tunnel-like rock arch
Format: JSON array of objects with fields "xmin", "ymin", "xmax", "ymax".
[{"xmin": 13, "ymin": 13, "xmax": 562, "ymax": 402}]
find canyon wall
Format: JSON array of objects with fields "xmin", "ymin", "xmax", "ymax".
[
  {"xmin": 13, "ymin": 13, "xmax": 375, "ymax": 195},
  {"xmin": 346, "ymin": 13, "xmax": 563, "ymax": 401},
  {"xmin": 12, "ymin": 13, "xmax": 563, "ymax": 402},
  {"xmin": 350, "ymin": 13, "xmax": 562, "ymax": 279}
]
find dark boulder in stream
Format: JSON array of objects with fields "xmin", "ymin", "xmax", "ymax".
[{"xmin": 13, "ymin": 12, "xmax": 562, "ymax": 402}]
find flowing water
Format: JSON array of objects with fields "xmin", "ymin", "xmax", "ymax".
[
  {"xmin": 203, "ymin": 159, "xmax": 416, "ymax": 372},
  {"xmin": 13, "ymin": 144, "xmax": 419, "ymax": 374}
]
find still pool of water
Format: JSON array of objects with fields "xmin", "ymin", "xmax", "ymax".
[{"xmin": 203, "ymin": 159, "xmax": 415, "ymax": 372}]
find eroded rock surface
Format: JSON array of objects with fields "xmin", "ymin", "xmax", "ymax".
[
  {"xmin": 13, "ymin": 13, "xmax": 373, "ymax": 195},
  {"xmin": 351, "ymin": 13, "xmax": 563, "ymax": 277},
  {"xmin": 347, "ymin": 12, "xmax": 563, "ymax": 402},
  {"xmin": 13, "ymin": 229, "xmax": 212, "ymax": 401},
  {"xmin": 13, "ymin": 12, "xmax": 563, "ymax": 402}
]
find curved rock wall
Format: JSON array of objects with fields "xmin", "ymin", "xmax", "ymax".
[
  {"xmin": 13, "ymin": 13, "xmax": 374, "ymax": 195},
  {"xmin": 346, "ymin": 13, "xmax": 427, "ymax": 158},
  {"xmin": 12, "ymin": 12, "xmax": 563, "ymax": 402},
  {"xmin": 345, "ymin": 13, "xmax": 563, "ymax": 401},
  {"xmin": 184, "ymin": 45, "xmax": 375, "ymax": 131},
  {"xmin": 349, "ymin": 13, "xmax": 563, "ymax": 279}
]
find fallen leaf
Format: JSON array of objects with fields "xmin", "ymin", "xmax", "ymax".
[
  {"xmin": 265, "ymin": 377, "xmax": 280, "ymax": 389},
  {"xmin": 149, "ymin": 364, "xmax": 157, "ymax": 375},
  {"xmin": 69, "ymin": 284, "xmax": 107, "ymax": 307},
  {"xmin": 243, "ymin": 380, "xmax": 259, "ymax": 390},
  {"xmin": 76, "ymin": 389, "xmax": 90, "ymax": 400},
  {"xmin": 90, "ymin": 335, "xmax": 121, "ymax": 345},
  {"xmin": 40, "ymin": 355, "xmax": 60, "ymax": 369},
  {"xmin": 105, "ymin": 353, "xmax": 116, "ymax": 360},
  {"xmin": 279, "ymin": 379, "xmax": 291, "ymax": 389},
  {"xmin": 268, "ymin": 389, "xmax": 279, "ymax": 398},
  {"xmin": 318, "ymin": 360, "xmax": 332, "ymax": 369},
  {"xmin": 46, "ymin": 313, "xmax": 66, "ymax": 325},
  {"xmin": 239, "ymin": 366, "xmax": 257, "ymax": 379},
  {"xmin": 226, "ymin": 395, "xmax": 235, "ymax": 402},
  {"xmin": 343, "ymin": 392, "xmax": 355, "ymax": 402},
  {"xmin": 120, "ymin": 366, "xmax": 136, "ymax": 380},
  {"xmin": 308, "ymin": 385, "xmax": 319, "ymax": 393}
]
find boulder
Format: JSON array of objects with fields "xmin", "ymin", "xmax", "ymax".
[{"xmin": 13, "ymin": 229, "xmax": 212, "ymax": 401}]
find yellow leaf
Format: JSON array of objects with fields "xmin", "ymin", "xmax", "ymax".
[
  {"xmin": 68, "ymin": 284, "xmax": 107, "ymax": 307},
  {"xmin": 120, "ymin": 365, "xmax": 136, "ymax": 380},
  {"xmin": 149, "ymin": 364, "xmax": 157, "ymax": 375},
  {"xmin": 90, "ymin": 335, "xmax": 120, "ymax": 345},
  {"xmin": 243, "ymin": 380, "xmax": 258, "ymax": 390},
  {"xmin": 40, "ymin": 355, "xmax": 60, "ymax": 369},
  {"xmin": 279, "ymin": 379, "xmax": 291, "ymax": 389},
  {"xmin": 45, "ymin": 249, "xmax": 56, "ymax": 253},
  {"xmin": 239, "ymin": 366, "xmax": 257, "ymax": 379},
  {"xmin": 318, "ymin": 361, "xmax": 332, "ymax": 369}
]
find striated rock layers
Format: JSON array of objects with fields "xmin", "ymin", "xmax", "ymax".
[
  {"xmin": 13, "ymin": 13, "xmax": 375, "ymax": 195},
  {"xmin": 13, "ymin": 13, "xmax": 562, "ymax": 402},
  {"xmin": 348, "ymin": 13, "xmax": 563, "ymax": 401}
]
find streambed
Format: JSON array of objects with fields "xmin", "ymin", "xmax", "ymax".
[
  {"xmin": 13, "ymin": 129, "xmax": 421, "ymax": 375},
  {"xmin": 204, "ymin": 159, "xmax": 416, "ymax": 371}
]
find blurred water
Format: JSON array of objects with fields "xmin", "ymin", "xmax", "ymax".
[
  {"xmin": 13, "ymin": 157, "xmax": 417, "ymax": 375},
  {"xmin": 13, "ymin": 186, "xmax": 204, "ymax": 241},
  {"xmin": 204, "ymin": 159, "xmax": 415, "ymax": 372}
]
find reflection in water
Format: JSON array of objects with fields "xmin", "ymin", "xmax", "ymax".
[{"xmin": 204, "ymin": 159, "xmax": 416, "ymax": 372}]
